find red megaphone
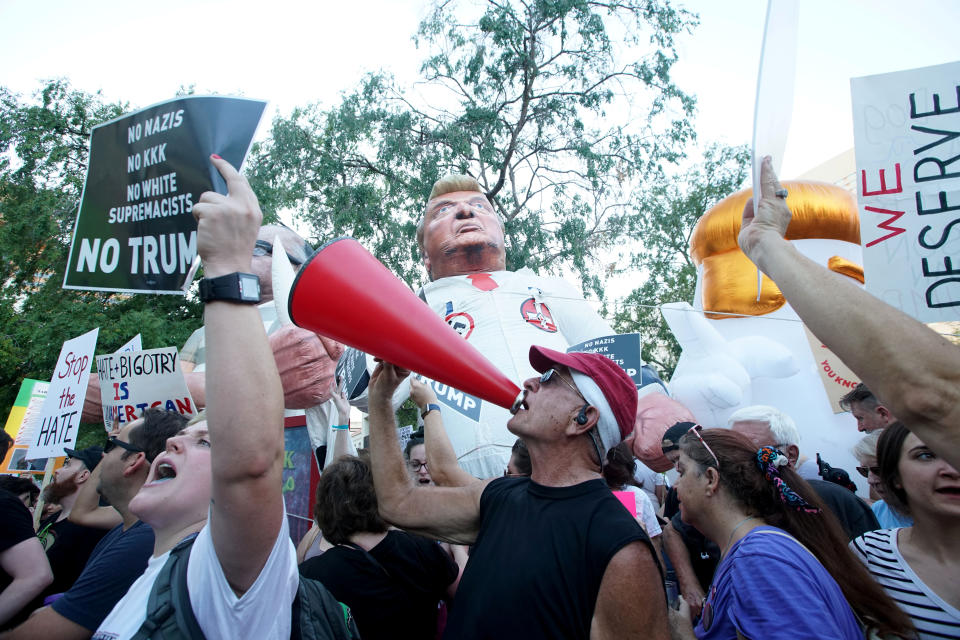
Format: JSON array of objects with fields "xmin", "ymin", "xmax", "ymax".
[{"xmin": 288, "ymin": 237, "xmax": 524, "ymax": 412}]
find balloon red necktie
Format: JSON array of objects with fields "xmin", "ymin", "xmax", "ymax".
[{"xmin": 467, "ymin": 273, "xmax": 498, "ymax": 291}]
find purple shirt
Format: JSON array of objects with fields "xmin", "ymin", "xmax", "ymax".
[{"xmin": 695, "ymin": 526, "xmax": 861, "ymax": 640}]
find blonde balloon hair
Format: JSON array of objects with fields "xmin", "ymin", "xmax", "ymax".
[{"xmin": 417, "ymin": 175, "xmax": 499, "ymax": 256}]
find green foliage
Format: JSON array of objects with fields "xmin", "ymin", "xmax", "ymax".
[
  {"xmin": 0, "ymin": 80, "xmax": 203, "ymax": 421},
  {"xmin": 611, "ymin": 143, "xmax": 750, "ymax": 375},
  {"xmin": 248, "ymin": 0, "xmax": 698, "ymax": 293}
]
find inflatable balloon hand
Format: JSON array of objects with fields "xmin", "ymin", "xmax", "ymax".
[
  {"xmin": 270, "ymin": 325, "xmax": 344, "ymax": 409},
  {"xmin": 630, "ymin": 393, "xmax": 697, "ymax": 472},
  {"xmin": 662, "ymin": 302, "xmax": 798, "ymax": 427},
  {"xmin": 82, "ymin": 375, "xmax": 103, "ymax": 424}
]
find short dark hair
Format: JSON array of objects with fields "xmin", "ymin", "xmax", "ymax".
[
  {"xmin": 509, "ymin": 439, "xmax": 532, "ymax": 476},
  {"xmin": 0, "ymin": 430, "xmax": 13, "ymax": 463},
  {"xmin": 839, "ymin": 383, "xmax": 879, "ymax": 412},
  {"xmin": 404, "ymin": 436, "xmax": 425, "ymax": 460},
  {"xmin": 876, "ymin": 421, "xmax": 912, "ymax": 516},
  {"xmin": 661, "ymin": 421, "xmax": 697, "ymax": 454},
  {"xmin": 128, "ymin": 408, "xmax": 189, "ymax": 462},
  {"xmin": 0, "ymin": 475, "xmax": 39, "ymax": 505},
  {"xmin": 603, "ymin": 442, "xmax": 636, "ymax": 489},
  {"xmin": 314, "ymin": 455, "xmax": 387, "ymax": 544}
]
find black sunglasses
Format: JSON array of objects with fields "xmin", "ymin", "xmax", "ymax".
[
  {"xmin": 856, "ymin": 465, "xmax": 880, "ymax": 478},
  {"xmin": 540, "ymin": 368, "xmax": 586, "ymax": 402},
  {"xmin": 104, "ymin": 436, "xmax": 145, "ymax": 456}
]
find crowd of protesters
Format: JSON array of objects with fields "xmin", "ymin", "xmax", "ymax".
[{"xmin": 0, "ymin": 156, "xmax": 958, "ymax": 639}]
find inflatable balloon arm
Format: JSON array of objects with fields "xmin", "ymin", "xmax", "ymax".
[
  {"xmin": 269, "ymin": 325, "xmax": 343, "ymax": 410},
  {"xmin": 367, "ymin": 361, "xmax": 485, "ymax": 545},
  {"xmin": 410, "ymin": 378, "xmax": 478, "ymax": 488},
  {"xmin": 741, "ymin": 156, "xmax": 960, "ymax": 470},
  {"xmin": 660, "ymin": 302, "xmax": 797, "ymax": 428}
]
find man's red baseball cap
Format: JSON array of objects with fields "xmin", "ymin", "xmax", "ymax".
[{"xmin": 528, "ymin": 345, "xmax": 637, "ymax": 450}]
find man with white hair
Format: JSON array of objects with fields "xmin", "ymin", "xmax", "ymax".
[
  {"xmin": 726, "ymin": 405, "xmax": 819, "ymax": 480},
  {"xmin": 728, "ymin": 404, "xmax": 878, "ymax": 539}
]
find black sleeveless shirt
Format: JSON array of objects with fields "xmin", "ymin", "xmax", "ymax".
[{"xmin": 443, "ymin": 476, "xmax": 653, "ymax": 639}]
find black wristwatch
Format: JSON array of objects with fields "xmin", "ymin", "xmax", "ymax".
[
  {"xmin": 198, "ymin": 273, "xmax": 261, "ymax": 304},
  {"xmin": 421, "ymin": 403, "xmax": 441, "ymax": 418}
]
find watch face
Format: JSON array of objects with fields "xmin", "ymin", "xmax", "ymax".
[{"xmin": 239, "ymin": 275, "xmax": 260, "ymax": 301}]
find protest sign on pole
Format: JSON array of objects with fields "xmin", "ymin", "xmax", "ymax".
[
  {"xmin": 1, "ymin": 379, "xmax": 49, "ymax": 473},
  {"xmin": 851, "ymin": 60, "xmax": 960, "ymax": 322},
  {"xmin": 63, "ymin": 96, "xmax": 267, "ymax": 294},
  {"xmin": 96, "ymin": 347, "xmax": 198, "ymax": 427},
  {"xmin": 101, "ymin": 334, "xmax": 144, "ymax": 430},
  {"xmin": 26, "ymin": 328, "xmax": 99, "ymax": 460}
]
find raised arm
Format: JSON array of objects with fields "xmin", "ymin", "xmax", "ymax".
[
  {"xmin": 741, "ymin": 156, "xmax": 960, "ymax": 469},
  {"xmin": 329, "ymin": 380, "xmax": 355, "ymax": 462},
  {"xmin": 193, "ymin": 156, "xmax": 285, "ymax": 594},
  {"xmin": 410, "ymin": 379, "xmax": 477, "ymax": 488},
  {"xmin": 67, "ymin": 462, "xmax": 122, "ymax": 530},
  {"xmin": 367, "ymin": 362, "xmax": 485, "ymax": 545}
]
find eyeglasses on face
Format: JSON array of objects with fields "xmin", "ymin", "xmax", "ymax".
[
  {"xmin": 104, "ymin": 436, "xmax": 145, "ymax": 456},
  {"xmin": 856, "ymin": 465, "xmax": 881, "ymax": 478},
  {"xmin": 540, "ymin": 368, "xmax": 586, "ymax": 402},
  {"xmin": 253, "ymin": 239, "xmax": 305, "ymax": 266},
  {"xmin": 408, "ymin": 461, "xmax": 428, "ymax": 472},
  {"xmin": 687, "ymin": 424, "xmax": 720, "ymax": 470}
]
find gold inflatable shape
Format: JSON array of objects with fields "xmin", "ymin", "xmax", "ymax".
[{"xmin": 691, "ymin": 181, "xmax": 861, "ymax": 319}]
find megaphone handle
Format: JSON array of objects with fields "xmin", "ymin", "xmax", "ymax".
[{"xmin": 509, "ymin": 390, "xmax": 526, "ymax": 415}]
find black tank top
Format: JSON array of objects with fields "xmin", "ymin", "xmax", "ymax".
[{"xmin": 443, "ymin": 476, "xmax": 653, "ymax": 639}]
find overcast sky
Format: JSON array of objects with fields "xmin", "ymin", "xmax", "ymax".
[{"xmin": 1, "ymin": 0, "xmax": 956, "ymax": 178}]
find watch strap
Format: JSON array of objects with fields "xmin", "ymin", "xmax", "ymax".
[
  {"xmin": 421, "ymin": 403, "xmax": 441, "ymax": 418},
  {"xmin": 199, "ymin": 272, "xmax": 260, "ymax": 304}
]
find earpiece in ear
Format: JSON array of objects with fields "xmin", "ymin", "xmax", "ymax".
[{"xmin": 576, "ymin": 404, "xmax": 589, "ymax": 425}]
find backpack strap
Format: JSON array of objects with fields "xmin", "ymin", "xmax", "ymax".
[
  {"xmin": 291, "ymin": 576, "xmax": 361, "ymax": 640},
  {"xmin": 132, "ymin": 533, "xmax": 205, "ymax": 640}
]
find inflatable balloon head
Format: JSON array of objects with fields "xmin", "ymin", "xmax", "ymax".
[
  {"xmin": 418, "ymin": 175, "xmax": 506, "ymax": 280},
  {"xmin": 629, "ymin": 394, "xmax": 697, "ymax": 472}
]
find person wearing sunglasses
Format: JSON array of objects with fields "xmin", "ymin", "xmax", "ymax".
[
  {"xmin": 3, "ymin": 409, "xmax": 185, "ymax": 640},
  {"xmin": 667, "ymin": 427, "xmax": 913, "ymax": 640},
  {"xmin": 367, "ymin": 345, "xmax": 669, "ymax": 640},
  {"xmin": 852, "ymin": 431, "xmax": 913, "ymax": 529}
]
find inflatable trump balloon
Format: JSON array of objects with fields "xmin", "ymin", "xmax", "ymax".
[{"xmin": 663, "ymin": 181, "xmax": 869, "ymax": 491}]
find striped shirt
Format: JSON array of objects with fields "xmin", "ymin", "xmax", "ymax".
[{"xmin": 850, "ymin": 528, "xmax": 960, "ymax": 639}]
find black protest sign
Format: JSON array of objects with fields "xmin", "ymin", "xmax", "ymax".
[
  {"xmin": 336, "ymin": 347, "xmax": 370, "ymax": 401},
  {"xmin": 567, "ymin": 333, "xmax": 644, "ymax": 387},
  {"xmin": 64, "ymin": 96, "xmax": 267, "ymax": 294}
]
